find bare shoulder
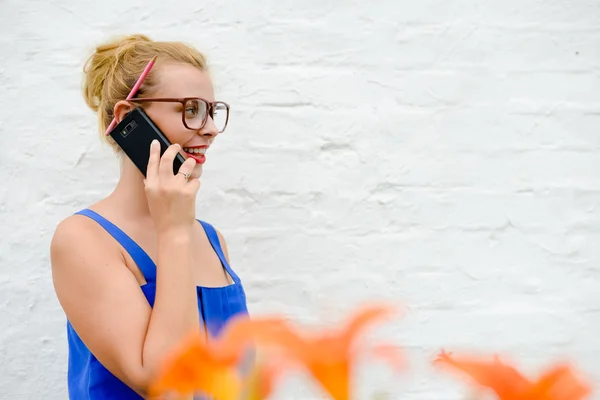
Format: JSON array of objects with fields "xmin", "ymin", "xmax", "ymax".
[
  {"xmin": 51, "ymin": 213, "xmax": 105, "ymax": 249},
  {"xmin": 214, "ymin": 226, "xmax": 231, "ymax": 263},
  {"xmin": 50, "ymin": 213, "xmax": 121, "ymax": 273},
  {"xmin": 50, "ymin": 213, "xmax": 127, "ymax": 306}
]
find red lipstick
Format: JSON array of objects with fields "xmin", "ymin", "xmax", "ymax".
[{"xmin": 182, "ymin": 145, "xmax": 207, "ymax": 164}]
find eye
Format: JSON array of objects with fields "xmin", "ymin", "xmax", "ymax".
[
  {"xmin": 185, "ymin": 105, "xmax": 198, "ymax": 117},
  {"xmin": 184, "ymin": 99, "xmax": 207, "ymax": 120}
]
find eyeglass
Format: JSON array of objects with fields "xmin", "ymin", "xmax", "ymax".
[{"xmin": 128, "ymin": 97, "xmax": 230, "ymax": 133}]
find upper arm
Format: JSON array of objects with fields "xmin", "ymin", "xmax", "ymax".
[
  {"xmin": 50, "ymin": 216, "xmax": 153, "ymax": 394},
  {"xmin": 215, "ymin": 228, "xmax": 231, "ymax": 264}
]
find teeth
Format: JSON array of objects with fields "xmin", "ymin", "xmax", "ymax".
[{"xmin": 184, "ymin": 147, "xmax": 206, "ymax": 155}]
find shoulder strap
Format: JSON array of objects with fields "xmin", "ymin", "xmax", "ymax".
[
  {"xmin": 74, "ymin": 209, "xmax": 157, "ymax": 282},
  {"xmin": 198, "ymin": 220, "xmax": 240, "ymax": 284}
]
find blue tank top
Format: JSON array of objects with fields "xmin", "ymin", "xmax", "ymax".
[{"xmin": 65, "ymin": 208, "xmax": 250, "ymax": 399}]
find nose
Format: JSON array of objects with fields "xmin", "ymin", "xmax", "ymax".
[{"xmin": 198, "ymin": 116, "xmax": 219, "ymax": 137}]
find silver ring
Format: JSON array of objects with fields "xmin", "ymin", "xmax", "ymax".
[{"xmin": 178, "ymin": 171, "xmax": 190, "ymax": 181}]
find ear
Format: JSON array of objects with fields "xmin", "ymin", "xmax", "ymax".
[{"xmin": 113, "ymin": 100, "xmax": 136, "ymax": 124}]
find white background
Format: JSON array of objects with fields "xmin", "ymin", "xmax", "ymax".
[{"xmin": 1, "ymin": 0, "xmax": 600, "ymax": 398}]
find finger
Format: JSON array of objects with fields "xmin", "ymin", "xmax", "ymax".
[
  {"xmin": 176, "ymin": 157, "xmax": 196, "ymax": 177},
  {"xmin": 175, "ymin": 159, "xmax": 198, "ymax": 183},
  {"xmin": 187, "ymin": 176, "xmax": 201, "ymax": 193},
  {"xmin": 158, "ymin": 143, "xmax": 181, "ymax": 177},
  {"xmin": 184, "ymin": 173, "xmax": 201, "ymax": 194},
  {"xmin": 146, "ymin": 140, "xmax": 160, "ymax": 181}
]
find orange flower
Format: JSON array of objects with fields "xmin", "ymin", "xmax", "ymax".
[
  {"xmin": 148, "ymin": 305, "xmax": 403, "ymax": 400},
  {"xmin": 149, "ymin": 315, "xmax": 288, "ymax": 400},
  {"xmin": 247, "ymin": 303, "xmax": 404, "ymax": 400},
  {"xmin": 148, "ymin": 331, "xmax": 243, "ymax": 399},
  {"xmin": 527, "ymin": 363, "xmax": 593, "ymax": 400},
  {"xmin": 239, "ymin": 355, "xmax": 289, "ymax": 400},
  {"xmin": 434, "ymin": 350, "xmax": 592, "ymax": 400}
]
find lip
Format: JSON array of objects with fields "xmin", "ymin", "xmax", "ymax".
[{"xmin": 182, "ymin": 145, "xmax": 208, "ymax": 165}]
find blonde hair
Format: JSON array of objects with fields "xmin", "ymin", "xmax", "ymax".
[{"xmin": 82, "ymin": 34, "xmax": 208, "ymax": 151}]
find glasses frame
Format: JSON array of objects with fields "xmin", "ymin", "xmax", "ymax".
[{"xmin": 128, "ymin": 97, "xmax": 230, "ymax": 133}]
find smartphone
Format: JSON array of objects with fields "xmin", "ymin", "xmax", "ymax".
[{"xmin": 108, "ymin": 107, "xmax": 185, "ymax": 177}]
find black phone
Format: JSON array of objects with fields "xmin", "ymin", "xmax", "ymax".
[{"xmin": 108, "ymin": 107, "xmax": 185, "ymax": 177}]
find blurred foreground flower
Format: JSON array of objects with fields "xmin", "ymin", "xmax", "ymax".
[
  {"xmin": 434, "ymin": 350, "xmax": 592, "ymax": 400},
  {"xmin": 148, "ymin": 315, "xmax": 288, "ymax": 399},
  {"xmin": 237, "ymin": 354, "xmax": 290, "ymax": 400},
  {"xmin": 147, "ymin": 301, "xmax": 594, "ymax": 400},
  {"xmin": 148, "ymin": 303, "xmax": 404, "ymax": 400},
  {"xmin": 148, "ymin": 331, "xmax": 242, "ymax": 399},
  {"xmin": 247, "ymin": 303, "xmax": 405, "ymax": 400}
]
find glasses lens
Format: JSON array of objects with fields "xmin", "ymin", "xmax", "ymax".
[
  {"xmin": 211, "ymin": 103, "xmax": 228, "ymax": 132},
  {"xmin": 184, "ymin": 99, "xmax": 207, "ymax": 129}
]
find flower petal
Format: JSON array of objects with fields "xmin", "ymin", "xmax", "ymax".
[
  {"xmin": 340, "ymin": 303, "xmax": 399, "ymax": 349},
  {"xmin": 526, "ymin": 363, "xmax": 592, "ymax": 400},
  {"xmin": 434, "ymin": 350, "xmax": 531, "ymax": 399}
]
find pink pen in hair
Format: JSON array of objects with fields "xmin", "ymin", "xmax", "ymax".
[{"xmin": 104, "ymin": 56, "xmax": 158, "ymax": 136}]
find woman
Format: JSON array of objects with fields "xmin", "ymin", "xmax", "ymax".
[{"xmin": 50, "ymin": 34, "xmax": 249, "ymax": 399}]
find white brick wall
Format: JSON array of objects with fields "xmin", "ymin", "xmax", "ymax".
[{"xmin": 1, "ymin": 0, "xmax": 600, "ymax": 398}]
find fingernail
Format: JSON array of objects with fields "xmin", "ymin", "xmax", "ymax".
[{"xmin": 151, "ymin": 140, "xmax": 158, "ymax": 146}]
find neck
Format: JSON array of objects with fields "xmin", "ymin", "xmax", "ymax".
[{"xmin": 108, "ymin": 156, "xmax": 152, "ymax": 219}]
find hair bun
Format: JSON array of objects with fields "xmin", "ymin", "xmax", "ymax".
[{"xmin": 82, "ymin": 34, "xmax": 153, "ymax": 112}]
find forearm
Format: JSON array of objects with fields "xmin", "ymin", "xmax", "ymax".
[{"xmin": 141, "ymin": 229, "xmax": 200, "ymax": 378}]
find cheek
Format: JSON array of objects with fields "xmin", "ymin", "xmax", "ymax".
[
  {"xmin": 150, "ymin": 109, "xmax": 191, "ymax": 144},
  {"xmin": 162, "ymin": 124, "xmax": 193, "ymax": 146},
  {"xmin": 167, "ymin": 130, "xmax": 193, "ymax": 146}
]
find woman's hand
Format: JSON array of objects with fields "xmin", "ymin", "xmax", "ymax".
[{"xmin": 144, "ymin": 140, "xmax": 200, "ymax": 235}]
